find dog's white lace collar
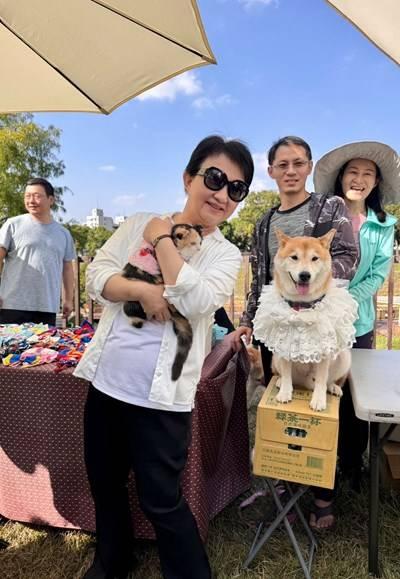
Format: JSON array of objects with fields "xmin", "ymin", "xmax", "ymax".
[{"xmin": 253, "ymin": 284, "xmax": 358, "ymax": 363}]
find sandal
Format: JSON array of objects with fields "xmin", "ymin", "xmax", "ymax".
[{"xmin": 309, "ymin": 502, "xmax": 335, "ymax": 530}]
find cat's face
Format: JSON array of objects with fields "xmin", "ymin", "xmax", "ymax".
[
  {"xmin": 172, "ymin": 225, "xmax": 202, "ymax": 261},
  {"xmin": 183, "ymin": 153, "xmax": 244, "ymax": 230}
]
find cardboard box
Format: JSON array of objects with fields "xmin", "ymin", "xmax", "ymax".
[
  {"xmin": 380, "ymin": 441, "xmax": 400, "ymax": 491},
  {"xmin": 253, "ymin": 377, "xmax": 339, "ymax": 489}
]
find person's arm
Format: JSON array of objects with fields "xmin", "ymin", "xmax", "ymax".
[
  {"xmin": 0, "ymin": 220, "xmax": 11, "ymax": 277},
  {"xmin": 102, "ymin": 275, "xmax": 170, "ymax": 322},
  {"xmin": 86, "ymin": 215, "xmax": 170, "ymax": 322},
  {"xmin": 0, "ymin": 246, "xmax": 7, "ymax": 308},
  {"xmin": 349, "ymin": 227, "xmax": 395, "ymax": 303},
  {"xmin": 62, "ymin": 261, "xmax": 74, "ymax": 317},
  {"xmin": 329, "ymin": 197, "xmax": 359, "ymax": 282},
  {"xmin": 142, "ymin": 216, "xmax": 183, "ymax": 285},
  {"xmin": 0, "ymin": 246, "xmax": 7, "ymax": 275},
  {"xmin": 163, "ymin": 249, "xmax": 242, "ymax": 320}
]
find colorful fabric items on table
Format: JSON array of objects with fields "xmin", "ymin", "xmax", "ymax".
[{"xmin": 0, "ymin": 320, "xmax": 94, "ymax": 371}]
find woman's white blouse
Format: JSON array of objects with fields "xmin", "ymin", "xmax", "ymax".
[{"xmin": 74, "ymin": 213, "xmax": 242, "ymax": 408}]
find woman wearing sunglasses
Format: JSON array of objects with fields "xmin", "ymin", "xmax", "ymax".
[{"xmin": 75, "ymin": 135, "xmax": 254, "ymax": 579}]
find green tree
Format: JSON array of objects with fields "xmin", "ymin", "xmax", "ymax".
[
  {"xmin": 221, "ymin": 190, "xmax": 279, "ymax": 250},
  {"xmin": 66, "ymin": 223, "xmax": 114, "ymax": 257},
  {"xmin": 65, "ymin": 223, "xmax": 90, "ymax": 256},
  {"xmin": 0, "ymin": 113, "xmax": 65, "ymax": 218},
  {"xmin": 86, "ymin": 226, "xmax": 114, "ymax": 256}
]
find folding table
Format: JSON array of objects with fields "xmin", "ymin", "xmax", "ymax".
[
  {"xmin": 0, "ymin": 333, "xmax": 251, "ymax": 541},
  {"xmin": 350, "ymin": 348, "xmax": 400, "ymax": 578}
]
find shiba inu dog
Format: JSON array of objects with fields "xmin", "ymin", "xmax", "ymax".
[{"xmin": 253, "ymin": 229, "xmax": 357, "ymax": 411}]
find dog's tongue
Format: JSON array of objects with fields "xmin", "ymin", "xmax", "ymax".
[{"xmin": 296, "ymin": 283, "xmax": 309, "ymax": 296}]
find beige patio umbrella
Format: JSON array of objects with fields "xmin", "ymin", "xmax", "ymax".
[
  {"xmin": 326, "ymin": 0, "xmax": 400, "ymax": 65},
  {"xmin": 0, "ymin": 0, "xmax": 216, "ymax": 114}
]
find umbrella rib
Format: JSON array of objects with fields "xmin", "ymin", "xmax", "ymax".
[
  {"xmin": 0, "ymin": 17, "xmax": 108, "ymax": 114},
  {"xmin": 90, "ymin": 0, "xmax": 215, "ymax": 62}
]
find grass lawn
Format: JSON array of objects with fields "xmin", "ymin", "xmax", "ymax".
[{"xmin": 1, "ymin": 388, "xmax": 400, "ymax": 579}]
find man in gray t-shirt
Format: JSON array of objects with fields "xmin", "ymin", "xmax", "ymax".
[{"xmin": 0, "ymin": 178, "xmax": 76, "ymax": 326}]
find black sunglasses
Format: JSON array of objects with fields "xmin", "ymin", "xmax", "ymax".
[{"xmin": 196, "ymin": 166, "xmax": 249, "ymax": 202}]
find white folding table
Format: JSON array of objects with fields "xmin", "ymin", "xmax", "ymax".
[{"xmin": 350, "ymin": 349, "xmax": 400, "ymax": 578}]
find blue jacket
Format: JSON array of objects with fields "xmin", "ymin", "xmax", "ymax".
[{"xmin": 349, "ymin": 209, "xmax": 397, "ymax": 337}]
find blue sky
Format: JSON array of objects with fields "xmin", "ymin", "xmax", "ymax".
[{"xmin": 34, "ymin": 0, "xmax": 400, "ymax": 223}]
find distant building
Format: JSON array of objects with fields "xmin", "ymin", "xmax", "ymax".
[
  {"xmin": 114, "ymin": 215, "xmax": 127, "ymax": 227},
  {"xmin": 86, "ymin": 208, "xmax": 114, "ymax": 231}
]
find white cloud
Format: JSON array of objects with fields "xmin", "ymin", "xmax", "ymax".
[
  {"xmin": 192, "ymin": 93, "xmax": 235, "ymax": 110},
  {"xmin": 98, "ymin": 164, "xmax": 116, "ymax": 172},
  {"xmin": 253, "ymin": 151, "xmax": 267, "ymax": 173},
  {"xmin": 239, "ymin": 0, "xmax": 278, "ymax": 8},
  {"xmin": 216, "ymin": 94, "xmax": 235, "ymax": 106},
  {"xmin": 137, "ymin": 71, "xmax": 202, "ymax": 102},
  {"xmin": 192, "ymin": 96, "xmax": 213, "ymax": 110},
  {"xmin": 251, "ymin": 151, "xmax": 276, "ymax": 191},
  {"xmin": 113, "ymin": 193, "xmax": 145, "ymax": 207}
]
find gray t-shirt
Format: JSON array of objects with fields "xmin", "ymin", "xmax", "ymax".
[
  {"xmin": 268, "ymin": 197, "xmax": 311, "ymax": 277},
  {"xmin": 0, "ymin": 214, "xmax": 76, "ymax": 313}
]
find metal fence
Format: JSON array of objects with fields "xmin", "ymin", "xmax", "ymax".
[{"xmin": 76, "ymin": 253, "xmax": 399, "ymax": 350}]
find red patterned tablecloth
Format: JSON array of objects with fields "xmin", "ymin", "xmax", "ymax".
[{"xmin": 0, "ymin": 334, "xmax": 250, "ymax": 541}]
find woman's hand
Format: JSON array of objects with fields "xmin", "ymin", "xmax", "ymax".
[
  {"xmin": 143, "ymin": 217, "xmax": 172, "ymax": 245},
  {"xmin": 138, "ymin": 283, "xmax": 171, "ymax": 322},
  {"xmin": 231, "ymin": 326, "xmax": 253, "ymax": 352}
]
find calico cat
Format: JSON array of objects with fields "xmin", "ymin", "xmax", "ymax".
[{"xmin": 122, "ymin": 223, "xmax": 203, "ymax": 381}]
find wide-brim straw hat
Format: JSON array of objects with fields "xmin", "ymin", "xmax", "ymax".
[{"xmin": 313, "ymin": 141, "xmax": 400, "ymax": 204}]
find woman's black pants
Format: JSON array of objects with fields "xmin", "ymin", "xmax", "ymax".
[{"xmin": 84, "ymin": 385, "xmax": 211, "ymax": 579}]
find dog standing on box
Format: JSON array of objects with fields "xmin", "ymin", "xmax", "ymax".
[{"xmin": 253, "ymin": 229, "xmax": 358, "ymax": 411}]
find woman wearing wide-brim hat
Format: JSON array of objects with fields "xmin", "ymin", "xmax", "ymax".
[{"xmin": 311, "ymin": 141, "xmax": 399, "ymax": 530}]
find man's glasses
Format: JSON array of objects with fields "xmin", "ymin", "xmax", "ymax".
[
  {"xmin": 271, "ymin": 160, "xmax": 310, "ymax": 173},
  {"xmin": 196, "ymin": 166, "xmax": 249, "ymax": 202},
  {"xmin": 24, "ymin": 193, "xmax": 47, "ymax": 200}
]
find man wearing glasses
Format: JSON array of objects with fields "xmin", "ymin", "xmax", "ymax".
[
  {"xmin": 232, "ymin": 136, "xmax": 358, "ymax": 382},
  {"xmin": 0, "ymin": 177, "xmax": 76, "ymax": 326}
]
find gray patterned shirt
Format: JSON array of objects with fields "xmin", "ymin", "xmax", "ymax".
[{"xmin": 268, "ymin": 197, "xmax": 311, "ymax": 277}]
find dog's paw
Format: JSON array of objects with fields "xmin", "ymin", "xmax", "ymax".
[
  {"xmin": 309, "ymin": 392, "xmax": 327, "ymax": 412},
  {"xmin": 327, "ymin": 382, "xmax": 343, "ymax": 397},
  {"xmin": 276, "ymin": 388, "xmax": 292, "ymax": 404}
]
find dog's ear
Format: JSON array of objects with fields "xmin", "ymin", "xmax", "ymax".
[
  {"xmin": 275, "ymin": 228, "xmax": 289, "ymax": 247},
  {"xmin": 319, "ymin": 228, "xmax": 336, "ymax": 249}
]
